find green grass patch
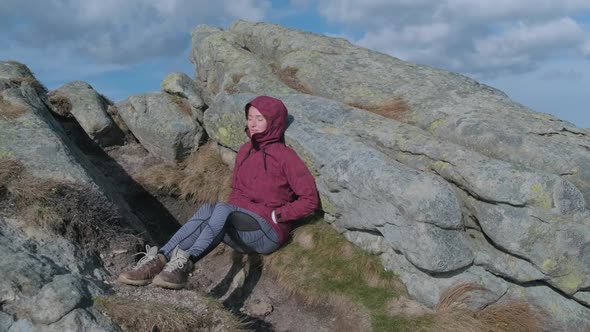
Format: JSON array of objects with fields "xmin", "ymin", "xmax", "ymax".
[{"xmin": 264, "ymin": 219, "xmax": 433, "ymax": 331}]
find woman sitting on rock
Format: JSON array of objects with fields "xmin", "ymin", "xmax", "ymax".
[{"xmin": 118, "ymin": 95, "xmax": 319, "ymax": 289}]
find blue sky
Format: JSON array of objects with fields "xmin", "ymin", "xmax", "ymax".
[{"xmin": 2, "ymin": 0, "xmax": 589, "ymax": 127}]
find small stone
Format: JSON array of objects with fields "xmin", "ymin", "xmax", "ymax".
[{"xmin": 241, "ymin": 299, "xmax": 273, "ymax": 317}]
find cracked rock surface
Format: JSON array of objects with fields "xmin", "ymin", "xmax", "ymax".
[{"xmin": 192, "ymin": 21, "xmax": 590, "ymax": 331}]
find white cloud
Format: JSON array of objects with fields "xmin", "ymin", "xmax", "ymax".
[
  {"xmin": 316, "ymin": 0, "xmax": 590, "ymax": 77},
  {"xmin": 1, "ymin": 0, "xmax": 269, "ymax": 64}
]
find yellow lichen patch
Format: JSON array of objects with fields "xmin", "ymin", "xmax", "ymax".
[
  {"xmin": 320, "ymin": 193, "xmax": 338, "ymax": 216},
  {"xmin": 542, "ymin": 259, "xmax": 557, "ymax": 272},
  {"xmin": 427, "ymin": 118, "xmax": 446, "ymax": 133},
  {"xmin": 218, "ymin": 127, "xmax": 229, "ymax": 140},
  {"xmin": 530, "ymin": 183, "xmax": 553, "ymax": 210},
  {"xmin": 554, "ymin": 272, "xmax": 585, "ymax": 294},
  {"xmin": 431, "ymin": 160, "xmax": 452, "ymax": 174}
]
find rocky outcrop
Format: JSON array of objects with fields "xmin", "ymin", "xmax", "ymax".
[
  {"xmin": 161, "ymin": 72, "xmax": 206, "ymax": 123},
  {"xmin": 49, "ymin": 81, "xmax": 124, "ymax": 147},
  {"xmin": 0, "ymin": 61, "xmax": 150, "ymax": 331},
  {"xmin": 115, "ymin": 92, "xmax": 205, "ymax": 162},
  {"xmin": 190, "ymin": 21, "xmax": 590, "ymax": 331}
]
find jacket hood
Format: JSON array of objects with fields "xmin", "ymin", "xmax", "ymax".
[{"xmin": 245, "ymin": 96, "xmax": 288, "ymax": 147}]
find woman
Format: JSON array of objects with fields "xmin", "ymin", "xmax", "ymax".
[{"xmin": 118, "ymin": 95, "xmax": 319, "ymax": 289}]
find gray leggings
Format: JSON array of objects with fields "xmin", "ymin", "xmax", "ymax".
[{"xmin": 159, "ymin": 202, "xmax": 280, "ymax": 260}]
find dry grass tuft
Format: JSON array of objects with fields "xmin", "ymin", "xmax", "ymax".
[
  {"xmin": 424, "ymin": 283, "xmax": 551, "ymax": 332},
  {"xmin": 270, "ymin": 63, "xmax": 314, "ymax": 95},
  {"xmin": 0, "ymin": 95, "xmax": 28, "ymax": 120},
  {"xmin": 435, "ymin": 283, "xmax": 489, "ymax": 312},
  {"xmin": 136, "ymin": 142, "xmax": 232, "ymax": 204},
  {"xmin": 2, "ymin": 171, "xmax": 130, "ymax": 253},
  {"xmin": 94, "ymin": 295, "xmax": 218, "ymax": 332},
  {"xmin": 477, "ymin": 300, "xmax": 546, "ymax": 332},
  {"xmin": 47, "ymin": 92, "xmax": 73, "ymax": 117},
  {"xmin": 0, "ymin": 159, "xmax": 23, "ymax": 187},
  {"xmin": 224, "ymin": 73, "xmax": 246, "ymax": 94},
  {"xmin": 168, "ymin": 94, "xmax": 192, "ymax": 116},
  {"xmin": 349, "ymin": 97, "xmax": 410, "ymax": 123},
  {"xmin": 9, "ymin": 76, "xmax": 48, "ymax": 97},
  {"xmin": 135, "ymin": 163, "xmax": 184, "ymax": 196},
  {"xmin": 179, "ymin": 143, "xmax": 232, "ymax": 204}
]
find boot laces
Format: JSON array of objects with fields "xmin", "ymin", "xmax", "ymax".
[
  {"xmin": 164, "ymin": 253, "xmax": 188, "ymax": 272},
  {"xmin": 132, "ymin": 245, "xmax": 157, "ymax": 270}
]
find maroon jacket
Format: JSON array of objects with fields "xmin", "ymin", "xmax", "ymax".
[{"xmin": 228, "ymin": 96, "xmax": 319, "ymax": 244}]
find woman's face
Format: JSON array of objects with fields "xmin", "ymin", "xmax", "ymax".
[{"xmin": 247, "ymin": 106, "xmax": 268, "ymax": 135}]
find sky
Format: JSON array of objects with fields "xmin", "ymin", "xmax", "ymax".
[{"xmin": 1, "ymin": 0, "xmax": 589, "ymax": 128}]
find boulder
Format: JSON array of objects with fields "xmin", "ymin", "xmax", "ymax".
[
  {"xmin": 0, "ymin": 61, "xmax": 151, "ymax": 331},
  {"xmin": 191, "ymin": 20, "xmax": 590, "ymax": 328},
  {"xmin": 161, "ymin": 72, "xmax": 206, "ymax": 123},
  {"xmin": 226, "ymin": 20, "xmax": 590, "ymax": 205},
  {"xmin": 49, "ymin": 81, "xmax": 123, "ymax": 147},
  {"xmin": 116, "ymin": 92, "xmax": 205, "ymax": 161}
]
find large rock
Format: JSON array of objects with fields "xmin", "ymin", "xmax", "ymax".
[
  {"xmin": 116, "ymin": 92, "xmax": 204, "ymax": 161},
  {"xmin": 49, "ymin": 81, "xmax": 123, "ymax": 147},
  {"xmin": 200, "ymin": 87, "xmax": 590, "ymax": 331},
  {"xmin": 226, "ymin": 20, "xmax": 590, "ymax": 205},
  {"xmin": 161, "ymin": 72, "xmax": 206, "ymax": 123},
  {"xmin": 0, "ymin": 61, "xmax": 151, "ymax": 331}
]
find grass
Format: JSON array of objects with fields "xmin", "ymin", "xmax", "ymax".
[
  {"xmin": 349, "ymin": 97, "xmax": 410, "ymax": 123},
  {"xmin": 224, "ymin": 73, "xmax": 246, "ymax": 94},
  {"xmin": 263, "ymin": 220, "xmax": 428, "ymax": 331},
  {"xmin": 168, "ymin": 94, "xmax": 192, "ymax": 116},
  {"xmin": 269, "ymin": 63, "xmax": 314, "ymax": 95},
  {"xmin": 261, "ymin": 219, "xmax": 550, "ymax": 331},
  {"xmin": 136, "ymin": 142, "xmax": 232, "ymax": 204},
  {"xmin": 47, "ymin": 92, "xmax": 73, "ymax": 117},
  {"xmin": 1, "ymin": 159, "xmax": 135, "ymax": 253},
  {"xmin": 0, "ymin": 94, "xmax": 28, "ymax": 120},
  {"xmin": 94, "ymin": 295, "xmax": 241, "ymax": 332},
  {"xmin": 9, "ymin": 76, "xmax": 48, "ymax": 97}
]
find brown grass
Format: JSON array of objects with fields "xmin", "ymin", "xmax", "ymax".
[
  {"xmin": 179, "ymin": 143, "xmax": 232, "ymax": 204},
  {"xmin": 9, "ymin": 77, "xmax": 47, "ymax": 97},
  {"xmin": 94, "ymin": 295, "xmax": 227, "ymax": 332},
  {"xmin": 136, "ymin": 162, "xmax": 185, "ymax": 196},
  {"xmin": 435, "ymin": 283, "xmax": 489, "ymax": 311},
  {"xmin": 424, "ymin": 283, "xmax": 550, "ymax": 332},
  {"xmin": 47, "ymin": 92, "xmax": 72, "ymax": 117},
  {"xmin": 168, "ymin": 94, "xmax": 192, "ymax": 116},
  {"xmin": 0, "ymin": 94, "xmax": 28, "ymax": 120},
  {"xmin": 2, "ymin": 171, "xmax": 131, "ymax": 253},
  {"xmin": 270, "ymin": 63, "xmax": 314, "ymax": 95},
  {"xmin": 224, "ymin": 73, "xmax": 246, "ymax": 94},
  {"xmin": 136, "ymin": 142, "xmax": 232, "ymax": 204},
  {"xmin": 349, "ymin": 97, "xmax": 410, "ymax": 123},
  {"xmin": 0, "ymin": 159, "xmax": 23, "ymax": 186}
]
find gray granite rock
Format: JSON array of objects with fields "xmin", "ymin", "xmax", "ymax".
[
  {"xmin": 50, "ymin": 81, "xmax": 123, "ymax": 147},
  {"xmin": 116, "ymin": 92, "xmax": 204, "ymax": 161},
  {"xmin": 161, "ymin": 72, "xmax": 206, "ymax": 123},
  {"xmin": 0, "ymin": 312, "xmax": 14, "ymax": 332}
]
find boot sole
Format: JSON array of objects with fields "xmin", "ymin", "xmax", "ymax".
[
  {"xmin": 117, "ymin": 275, "xmax": 152, "ymax": 286},
  {"xmin": 152, "ymin": 277, "xmax": 186, "ymax": 290}
]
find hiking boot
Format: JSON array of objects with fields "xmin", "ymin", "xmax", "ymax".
[
  {"xmin": 117, "ymin": 245, "xmax": 167, "ymax": 286},
  {"xmin": 152, "ymin": 247, "xmax": 194, "ymax": 289}
]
